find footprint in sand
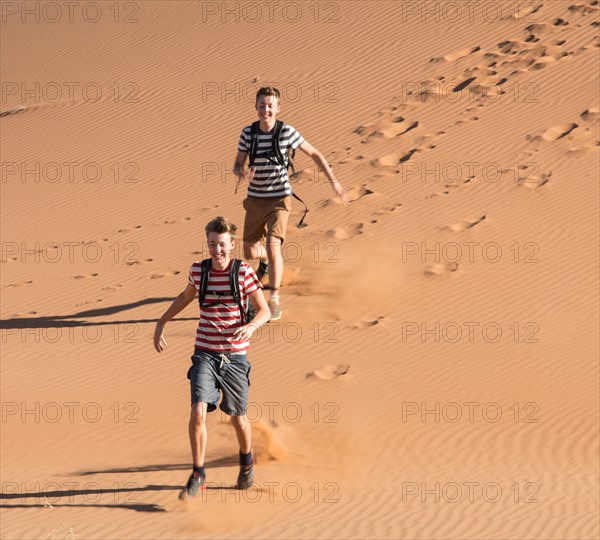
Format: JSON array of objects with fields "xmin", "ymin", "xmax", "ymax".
[
  {"xmin": 376, "ymin": 119, "xmax": 419, "ymax": 138},
  {"xmin": 568, "ymin": 3, "xmax": 597, "ymax": 16},
  {"xmin": 0, "ymin": 106, "xmax": 26, "ymax": 118},
  {"xmin": 399, "ymin": 148, "xmax": 420, "ymax": 164},
  {"xmin": 386, "ymin": 203, "xmax": 403, "ymax": 213},
  {"xmin": 146, "ymin": 271, "xmax": 181, "ymax": 279},
  {"xmin": 581, "ymin": 107, "xmax": 599, "ymax": 122},
  {"xmin": 102, "ymin": 284, "xmax": 124, "ymax": 292},
  {"xmin": 74, "ymin": 299, "xmax": 103, "ymax": 308},
  {"xmin": 541, "ymin": 123, "xmax": 579, "ymax": 141},
  {"xmin": 430, "ymin": 45, "xmax": 480, "ymax": 63},
  {"xmin": 352, "ymin": 316, "xmax": 391, "ymax": 329},
  {"xmin": 524, "ymin": 22, "xmax": 547, "ymax": 40},
  {"xmin": 306, "ymin": 364, "xmax": 350, "ymax": 380},
  {"xmin": 517, "ymin": 170, "xmax": 552, "ymax": 188},
  {"xmin": 526, "ymin": 123, "xmax": 579, "ymax": 145},
  {"xmin": 159, "ymin": 217, "xmax": 192, "ymax": 225},
  {"xmin": 72, "ymin": 273, "xmax": 99, "ymax": 280},
  {"xmin": 425, "ymin": 180, "xmax": 466, "ymax": 199},
  {"xmin": 327, "ymin": 223, "xmax": 364, "ymax": 240},
  {"xmin": 503, "ymin": 163, "xmax": 551, "ymax": 188},
  {"xmin": 376, "ymin": 151, "xmax": 406, "ymax": 167},
  {"xmin": 125, "ymin": 258, "xmax": 154, "ymax": 266},
  {"xmin": 347, "ymin": 185, "xmax": 375, "ymax": 202},
  {"xmin": 317, "ymin": 185, "xmax": 374, "ymax": 209},
  {"xmin": 506, "ymin": 2, "xmax": 542, "ymax": 21},
  {"xmin": 3, "ymin": 280, "xmax": 33, "ymax": 289},
  {"xmin": 440, "ymin": 214, "xmax": 487, "ymax": 232},
  {"xmin": 497, "ymin": 40, "xmax": 528, "ymax": 55},
  {"xmin": 117, "ymin": 225, "xmax": 143, "ymax": 233},
  {"xmin": 424, "ymin": 262, "xmax": 459, "ymax": 276},
  {"xmin": 463, "ymin": 67, "xmax": 497, "ymax": 78}
]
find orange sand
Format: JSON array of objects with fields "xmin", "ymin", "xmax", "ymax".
[{"xmin": 1, "ymin": 1, "xmax": 599, "ymax": 538}]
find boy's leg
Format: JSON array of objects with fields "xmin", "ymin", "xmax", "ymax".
[
  {"xmin": 243, "ymin": 241, "xmax": 266, "ymax": 261},
  {"xmin": 231, "ymin": 414, "xmax": 254, "ymax": 489},
  {"xmin": 180, "ymin": 401, "xmax": 209, "ymax": 500},
  {"xmin": 230, "ymin": 414, "xmax": 252, "ymax": 454},
  {"xmin": 182, "ymin": 351, "xmax": 221, "ymax": 499},
  {"xmin": 263, "ymin": 196, "xmax": 290, "ymax": 319},
  {"xmin": 243, "ymin": 197, "xmax": 268, "ymax": 262},
  {"xmin": 189, "ymin": 402, "xmax": 208, "ymax": 467},
  {"xmin": 265, "ymin": 235, "xmax": 283, "ymax": 292},
  {"xmin": 218, "ymin": 354, "xmax": 254, "ymax": 489},
  {"xmin": 267, "ymin": 235, "xmax": 283, "ymax": 321}
]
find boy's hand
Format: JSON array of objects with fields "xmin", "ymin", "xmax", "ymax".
[
  {"xmin": 234, "ymin": 166, "xmax": 255, "ymax": 183},
  {"xmin": 333, "ymin": 182, "xmax": 350, "ymax": 204},
  {"xmin": 154, "ymin": 322, "xmax": 167, "ymax": 352},
  {"xmin": 232, "ymin": 322, "xmax": 259, "ymax": 342},
  {"xmin": 234, "ymin": 167, "xmax": 255, "ymax": 194}
]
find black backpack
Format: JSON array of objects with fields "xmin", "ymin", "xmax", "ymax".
[
  {"xmin": 198, "ymin": 258, "xmax": 255, "ymax": 325},
  {"xmin": 248, "ymin": 120, "xmax": 309, "ymax": 228}
]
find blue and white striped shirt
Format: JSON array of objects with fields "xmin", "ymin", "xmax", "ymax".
[{"xmin": 238, "ymin": 123, "xmax": 304, "ymax": 198}]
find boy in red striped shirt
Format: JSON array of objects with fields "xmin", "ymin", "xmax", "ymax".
[{"xmin": 154, "ymin": 216, "xmax": 271, "ymax": 499}]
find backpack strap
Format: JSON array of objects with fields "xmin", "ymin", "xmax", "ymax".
[
  {"xmin": 198, "ymin": 258, "xmax": 212, "ymax": 308},
  {"xmin": 229, "ymin": 259, "xmax": 246, "ymax": 326},
  {"xmin": 291, "ymin": 193, "xmax": 309, "ymax": 228},
  {"xmin": 273, "ymin": 120, "xmax": 301, "ymax": 178},
  {"xmin": 272, "ymin": 120, "xmax": 286, "ymax": 168},
  {"xmin": 249, "ymin": 120, "xmax": 288, "ymax": 169},
  {"xmin": 248, "ymin": 121, "xmax": 260, "ymax": 168},
  {"xmin": 199, "ymin": 258, "xmax": 248, "ymax": 325},
  {"xmin": 247, "ymin": 120, "xmax": 308, "ymax": 227}
]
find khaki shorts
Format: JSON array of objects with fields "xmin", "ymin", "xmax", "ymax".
[{"xmin": 243, "ymin": 195, "xmax": 292, "ymax": 244}]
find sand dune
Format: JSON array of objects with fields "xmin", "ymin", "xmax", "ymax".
[{"xmin": 1, "ymin": 0, "xmax": 599, "ymax": 538}]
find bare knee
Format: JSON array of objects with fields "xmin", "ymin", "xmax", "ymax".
[
  {"xmin": 244, "ymin": 242, "xmax": 262, "ymax": 260},
  {"xmin": 230, "ymin": 414, "xmax": 249, "ymax": 429},
  {"xmin": 266, "ymin": 237, "xmax": 282, "ymax": 259},
  {"xmin": 190, "ymin": 404, "xmax": 207, "ymax": 426}
]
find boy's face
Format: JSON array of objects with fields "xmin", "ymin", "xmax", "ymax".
[
  {"xmin": 206, "ymin": 232, "xmax": 234, "ymax": 267},
  {"xmin": 256, "ymin": 95, "xmax": 280, "ymax": 123}
]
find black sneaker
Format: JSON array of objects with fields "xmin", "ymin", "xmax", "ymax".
[
  {"xmin": 236, "ymin": 464, "xmax": 254, "ymax": 490},
  {"xmin": 179, "ymin": 471, "xmax": 205, "ymax": 500},
  {"xmin": 256, "ymin": 260, "xmax": 269, "ymax": 281}
]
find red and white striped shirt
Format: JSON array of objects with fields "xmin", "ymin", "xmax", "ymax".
[{"xmin": 188, "ymin": 260, "xmax": 261, "ymax": 352}]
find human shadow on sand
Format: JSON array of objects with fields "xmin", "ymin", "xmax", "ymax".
[
  {"xmin": 68, "ymin": 457, "xmax": 239, "ymax": 477},
  {"xmin": 0, "ymin": 484, "xmax": 174, "ymax": 512},
  {"xmin": 0, "ymin": 297, "xmax": 197, "ymax": 329}
]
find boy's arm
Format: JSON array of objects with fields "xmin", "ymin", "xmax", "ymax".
[
  {"xmin": 232, "ymin": 288, "xmax": 271, "ymax": 341},
  {"xmin": 233, "ymin": 150, "xmax": 247, "ymax": 178},
  {"xmin": 153, "ymin": 283, "xmax": 197, "ymax": 352},
  {"xmin": 233, "ymin": 150, "xmax": 255, "ymax": 191},
  {"xmin": 298, "ymin": 141, "xmax": 349, "ymax": 203}
]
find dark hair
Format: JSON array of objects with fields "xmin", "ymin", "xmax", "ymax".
[
  {"xmin": 256, "ymin": 86, "xmax": 280, "ymax": 104},
  {"xmin": 205, "ymin": 216, "xmax": 237, "ymax": 238}
]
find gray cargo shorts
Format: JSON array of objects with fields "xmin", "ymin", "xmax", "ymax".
[{"xmin": 187, "ymin": 348, "xmax": 251, "ymax": 416}]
